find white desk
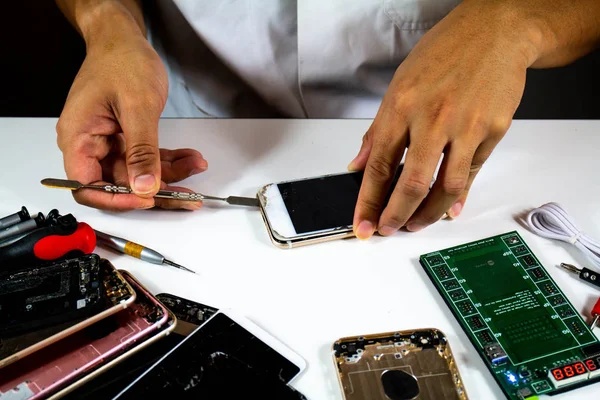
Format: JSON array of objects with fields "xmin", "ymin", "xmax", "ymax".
[{"xmin": 1, "ymin": 118, "xmax": 599, "ymax": 399}]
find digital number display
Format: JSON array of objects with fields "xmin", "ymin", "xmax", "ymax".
[
  {"xmin": 584, "ymin": 357, "xmax": 600, "ymax": 372},
  {"xmin": 551, "ymin": 362, "xmax": 588, "ymax": 381}
]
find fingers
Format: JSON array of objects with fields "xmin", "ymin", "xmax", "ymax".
[
  {"xmin": 159, "ymin": 148, "xmax": 208, "ymax": 183},
  {"xmin": 117, "ymin": 96, "xmax": 163, "ymax": 198},
  {"xmin": 377, "ymin": 136, "xmax": 445, "ymax": 236},
  {"xmin": 99, "ymin": 151, "xmax": 204, "ymax": 211},
  {"xmin": 403, "ymin": 140, "xmax": 474, "ymax": 231},
  {"xmin": 154, "ymin": 182, "xmax": 202, "ymax": 211},
  {"xmin": 446, "ymin": 138, "xmax": 497, "ymax": 219},
  {"xmin": 347, "ymin": 126, "xmax": 374, "ymax": 172},
  {"xmin": 353, "ymin": 110, "xmax": 409, "ymax": 239}
]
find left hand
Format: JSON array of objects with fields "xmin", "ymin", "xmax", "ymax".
[{"xmin": 349, "ymin": 1, "xmax": 538, "ymax": 238}]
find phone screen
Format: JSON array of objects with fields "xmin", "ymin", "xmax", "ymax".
[
  {"xmin": 267, "ymin": 166, "xmax": 403, "ymax": 238},
  {"xmin": 115, "ymin": 312, "xmax": 304, "ymax": 399},
  {"xmin": 277, "ymin": 172, "xmax": 363, "ymax": 235}
]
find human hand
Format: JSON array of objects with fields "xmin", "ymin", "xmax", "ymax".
[
  {"xmin": 349, "ymin": 1, "xmax": 538, "ymax": 238},
  {"xmin": 56, "ymin": 21, "xmax": 206, "ymax": 211}
]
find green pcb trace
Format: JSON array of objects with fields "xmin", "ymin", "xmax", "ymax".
[{"xmin": 421, "ymin": 231, "xmax": 600, "ymax": 400}]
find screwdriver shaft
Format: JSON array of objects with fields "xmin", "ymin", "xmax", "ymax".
[{"xmin": 94, "ymin": 230, "xmax": 195, "ymax": 274}]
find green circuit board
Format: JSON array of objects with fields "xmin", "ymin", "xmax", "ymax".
[{"xmin": 420, "ymin": 231, "xmax": 600, "ymax": 400}]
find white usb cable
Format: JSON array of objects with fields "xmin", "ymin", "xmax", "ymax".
[{"xmin": 525, "ymin": 203, "xmax": 600, "ymax": 271}]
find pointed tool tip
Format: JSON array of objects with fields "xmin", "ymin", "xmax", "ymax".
[{"xmin": 164, "ymin": 259, "xmax": 195, "ymax": 274}]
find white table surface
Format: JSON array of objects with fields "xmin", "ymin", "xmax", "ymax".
[{"xmin": 1, "ymin": 118, "xmax": 599, "ymax": 399}]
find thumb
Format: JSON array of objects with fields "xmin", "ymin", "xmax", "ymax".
[{"xmin": 119, "ymin": 103, "xmax": 162, "ymax": 197}]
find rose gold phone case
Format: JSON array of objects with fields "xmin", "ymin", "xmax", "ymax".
[
  {"xmin": 0, "ymin": 260, "xmax": 136, "ymax": 369},
  {"xmin": 47, "ymin": 270, "xmax": 178, "ymax": 400},
  {"xmin": 332, "ymin": 328, "xmax": 468, "ymax": 400},
  {"xmin": 0, "ymin": 269, "xmax": 171, "ymax": 400}
]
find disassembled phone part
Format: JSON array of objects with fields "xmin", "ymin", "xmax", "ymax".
[
  {"xmin": 333, "ymin": 328, "xmax": 468, "ymax": 400},
  {"xmin": 0, "ymin": 257, "xmax": 136, "ymax": 369},
  {"xmin": 0, "ymin": 268, "xmax": 170, "ymax": 400},
  {"xmin": 46, "ymin": 271, "xmax": 178, "ymax": 400},
  {"xmin": 421, "ymin": 231, "xmax": 600, "ymax": 400},
  {"xmin": 0, "ymin": 254, "xmax": 104, "ymax": 337}
]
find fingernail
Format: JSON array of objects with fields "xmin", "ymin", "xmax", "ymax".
[
  {"xmin": 406, "ymin": 222, "xmax": 426, "ymax": 232},
  {"xmin": 347, "ymin": 161, "xmax": 357, "ymax": 171},
  {"xmin": 355, "ymin": 220, "xmax": 375, "ymax": 240},
  {"xmin": 133, "ymin": 174, "xmax": 157, "ymax": 194},
  {"xmin": 447, "ymin": 202, "xmax": 463, "ymax": 219},
  {"xmin": 379, "ymin": 225, "xmax": 397, "ymax": 236}
]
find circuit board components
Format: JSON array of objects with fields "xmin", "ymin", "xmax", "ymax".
[{"xmin": 420, "ymin": 231, "xmax": 600, "ymax": 399}]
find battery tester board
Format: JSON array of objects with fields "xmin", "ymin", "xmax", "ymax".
[{"xmin": 420, "ymin": 231, "xmax": 600, "ymax": 400}]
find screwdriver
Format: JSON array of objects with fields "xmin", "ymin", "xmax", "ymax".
[
  {"xmin": 0, "ymin": 214, "xmax": 96, "ymax": 271},
  {"xmin": 590, "ymin": 297, "xmax": 600, "ymax": 329},
  {"xmin": 560, "ymin": 263, "xmax": 600, "ymax": 290},
  {"xmin": 94, "ymin": 230, "xmax": 195, "ymax": 274}
]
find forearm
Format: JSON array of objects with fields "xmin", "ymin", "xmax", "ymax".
[
  {"xmin": 472, "ymin": 0, "xmax": 600, "ymax": 68},
  {"xmin": 56, "ymin": 0, "xmax": 147, "ymax": 49}
]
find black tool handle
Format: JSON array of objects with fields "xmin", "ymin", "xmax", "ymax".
[
  {"xmin": 0, "ymin": 214, "xmax": 79, "ymax": 271},
  {"xmin": 580, "ymin": 267, "xmax": 600, "ymax": 289}
]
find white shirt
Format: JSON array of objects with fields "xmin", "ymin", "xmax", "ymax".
[{"xmin": 146, "ymin": 0, "xmax": 460, "ymax": 118}]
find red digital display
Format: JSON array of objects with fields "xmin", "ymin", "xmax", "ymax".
[
  {"xmin": 550, "ymin": 362, "xmax": 588, "ymax": 381},
  {"xmin": 584, "ymin": 357, "xmax": 600, "ymax": 372}
]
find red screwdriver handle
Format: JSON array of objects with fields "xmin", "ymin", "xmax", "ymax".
[
  {"xmin": 0, "ymin": 214, "xmax": 97, "ymax": 273},
  {"xmin": 33, "ymin": 222, "xmax": 96, "ymax": 260},
  {"xmin": 592, "ymin": 298, "xmax": 600, "ymax": 317}
]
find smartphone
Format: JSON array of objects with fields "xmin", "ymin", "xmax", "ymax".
[
  {"xmin": 258, "ymin": 167, "xmax": 403, "ymax": 248},
  {"xmin": 0, "ymin": 258, "xmax": 136, "ymax": 369},
  {"xmin": 0, "ymin": 270, "xmax": 170, "ymax": 400},
  {"xmin": 155, "ymin": 293, "xmax": 218, "ymax": 335},
  {"xmin": 114, "ymin": 309, "xmax": 306, "ymax": 398},
  {"xmin": 57, "ymin": 293, "xmax": 213, "ymax": 400},
  {"xmin": 333, "ymin": 328, "xmax": 468, "ymax": 400},
  {"xmin": 46, "ymin": 271, "xmax": 178, "ymax": 400}
]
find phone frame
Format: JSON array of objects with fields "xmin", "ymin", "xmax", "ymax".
[
  {"xmin": 257, "ymin": 171, "xmax": 360, "ymax": 249},
  {"xmin": 332, "ymin": 328, "xmax": 468, "ymax": 400},
  {"xmin": 47, "ymin": 270, "xmax": 178, "ymax": 400},
  {"xmin": 114, "ymin": 308, "xmax": 306, "ymax": 398},
  {"xmin": 0, "ymin": 259, "xmax": 136, "ymax": 369}
]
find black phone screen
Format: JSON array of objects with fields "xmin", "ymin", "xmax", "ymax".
[
  {"xmin": 277, "ymin": 167, "xmax": 402, "ymax": 235},
  {"xmin": 277, "ymin": 172, "xmax": 363, "ymax": 234},
  {"xmin": 115, "ymin": 313, "xmax": 304, "ymax": 399}
]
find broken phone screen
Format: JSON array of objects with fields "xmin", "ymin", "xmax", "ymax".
[{"xmin": 115, "ymin": 312, "xmax": 305, "ymax": 399}]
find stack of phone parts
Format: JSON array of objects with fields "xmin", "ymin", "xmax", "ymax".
[
  {"xmin": 0, "ymin": 265, "xmax": 175, "ymax": 399},
  {"xmin": 333, "ymin": 329, "xmax": 468, "ymax": 400},
  {"xmin": 47, "ymin": 271, "xmax": 177, "ymax": 400},
  {"xmin": 0, "ymin": 255, "xmax": 136, "ymax": 370}
]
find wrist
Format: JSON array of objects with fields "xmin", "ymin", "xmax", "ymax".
[
  {"xmin": 75, "ymin": 1, "xmax": 146, "ymax": 51},
  {"xmin": 460, "ymin": 0, "xmax": 545, "ymax": 68}
]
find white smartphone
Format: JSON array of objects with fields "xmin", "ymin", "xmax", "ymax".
[
  {"xmin": 114, "ymin": 309, "xmax": 306, "ymax": 398},
  {"xmin": 258, "ymin": 167, "xmax": 403, "ymax": 248}
]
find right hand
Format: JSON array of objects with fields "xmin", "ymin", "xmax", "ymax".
[{"xmin": 57, "ymin": 29, "xmax": 206, "ymax": 211}]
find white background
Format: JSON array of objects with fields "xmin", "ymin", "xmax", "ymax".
[{"xmin": 1, "ymin": 118, "xmax": 599, "ymax": 399}]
